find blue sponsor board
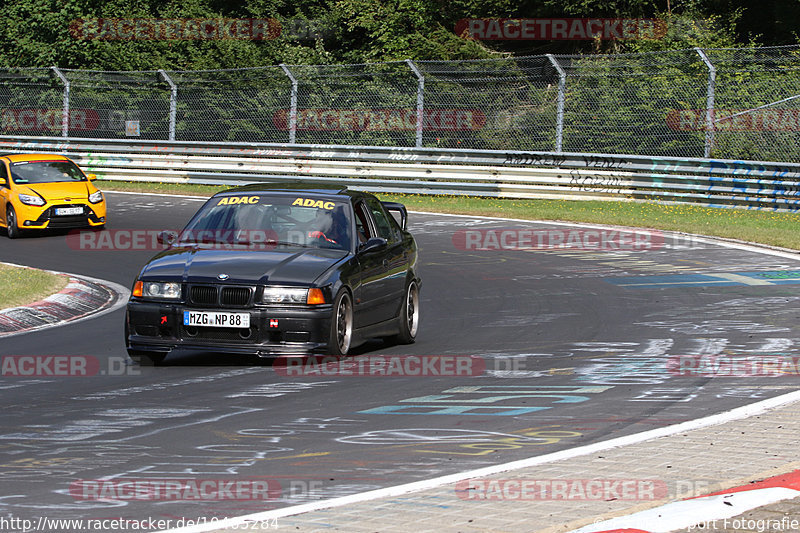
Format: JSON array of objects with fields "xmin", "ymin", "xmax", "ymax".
[{"xmin": 607, "ymin": 271, "xmax": 800, "ymax": 289}]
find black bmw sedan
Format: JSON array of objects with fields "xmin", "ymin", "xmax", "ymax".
[{"xmin": 125, "ymin": 184, "xmax": 420, "ymax": 365}]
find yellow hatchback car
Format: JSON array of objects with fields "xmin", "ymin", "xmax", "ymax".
[{"xmin": 0, "ymin": 153, "xmax": 106, "ymax": 239}]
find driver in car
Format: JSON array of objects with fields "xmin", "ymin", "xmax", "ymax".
[{"xmin": 308, "ymin": 208, "xmax": 348, "ymax": 248}]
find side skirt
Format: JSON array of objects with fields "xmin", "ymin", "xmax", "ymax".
[{"xmin": 352, "ymin": 317, "xmax": 400, "ymax": 345}]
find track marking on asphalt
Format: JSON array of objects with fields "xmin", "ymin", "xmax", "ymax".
[
  {"xmin": 409, "ymin": 210, "xmax": 800, "ymax": 261},
  {"xmin": 610, "ymin": 276, "xmax": 739, "ymax": 288},
  {"xmin": 159, "ymin": 385, "xmax": 800, "ymax": 532},
  {"xmin": 101, "ymin": 192, "xmax": 800, "ymax": 533},
  {"xmin": 608, "ymin": 271, "xmax": 800, "ymax": 289},
  {"xmin": 713, "ymin": 272, "xmax": 775, "ymax": 285}
]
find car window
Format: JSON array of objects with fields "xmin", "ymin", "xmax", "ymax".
[
  {"xmin": 383, "ymin": 205, "xmax": 405, "ymax": 235},
  {"xmin": 179, "ymin": 194, "xmax": 352, "ymax": 251},
  {"xmin": 366, "ymin": 198, "xmax": 400, "ymax": 243},
  {"xmin": 10, "ymin": 160, "xmax": 86, "ymax": 184},
  {"xmin": 0, "ymin": 162, "xmax": 8, "ymax": 188},
  {"xmin": 353, "ymin": 202, "xmax": 372, "ymax": 244}
]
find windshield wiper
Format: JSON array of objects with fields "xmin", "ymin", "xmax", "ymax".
[
  {"xmin": 176, "ymin": 238, "xmax": 314, "ymax": 248},
  {"xmin": 265, "ymin": 240, "xmax": 314, "ymax": 248}
]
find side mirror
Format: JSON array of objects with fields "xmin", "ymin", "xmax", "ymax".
[
  {"xmin": 381, "ymin": 202, "xmax": 408, "ymax": 230},
  {"xmin": 0, "ymin": 177, "xmax": 6, "ymax": 186},
  {"xmin": 87, "ymin": 173, "xmax": 97, "ymax": 181},
  {"xmin": 359, "ymin": 237, "xmax": 387, "ymax": 253},
  {"xmin": 157, "ymin": 230, "xmax": 178, "ymax": 246}
]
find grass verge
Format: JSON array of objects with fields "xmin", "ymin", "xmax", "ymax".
[
  {"xmin": 0, "ymin": 264, "xmax": 69, "ymax": 311},
  {"xmin": 97, "ymin": 180, "xmax": 800, "ymax": 251}
]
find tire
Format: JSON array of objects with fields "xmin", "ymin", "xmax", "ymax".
[
  {"xmin": 327, "ymin": 290, "xmax": 353, "ymax": 356},
  {"xmin": 6, "ymin": 206, "xmax": 20, "ymax": 239},
  {"xmin": 395, "ymin": 279, "xmax": 419, "ymax": 344},
  {"xmin": 127, "ymin": 349, "xmax": 167, "ymax": 366}
]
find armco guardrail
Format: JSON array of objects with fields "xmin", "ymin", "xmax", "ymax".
[{"xmin": 1, "ymin": 135, "xmax": 799, "ymax": 211}]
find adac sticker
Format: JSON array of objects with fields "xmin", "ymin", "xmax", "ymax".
[
  {"xmin": 217, "ymin": 196, "xmax": 260, "ymax": 205},
  {"xmin": 292, "ymin": 198, "xmax": 335, "ymax": 210}
]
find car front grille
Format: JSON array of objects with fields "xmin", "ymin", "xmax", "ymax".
[
  {"xmin": 38, "ymin": 204, "xmax": 91, "ymax": 228},
  {"xmin": 221, "ymin": 287, "xmax": 251, "ymax": 306},
  {"xmin": 190, "ymin": 285, "xmax": 218, "ymax": 305},
  {"xmin": 47, "ymin": 216, "xmax": 90, "ymax": 228},
  {"xmin": 189, "ymin": 285, "xmax": 253, "ymax": 307}
]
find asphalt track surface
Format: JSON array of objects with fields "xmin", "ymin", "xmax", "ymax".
[{"xmin": 2, "ymin": 191, "xmax": 800, "ymax": 529}]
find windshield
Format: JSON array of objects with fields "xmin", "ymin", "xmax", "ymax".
[
  {"xmin": 11, "ymin": 160, "xmax": 87, "ymax": 184},
  {"xmin": 179, "ymin": 194, "xmax": 352, "ymax": 251}
]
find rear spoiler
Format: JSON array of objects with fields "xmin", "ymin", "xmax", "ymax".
[{"xmin": 381, "ymin": 201, "xmax": 408, "ymax": 230}]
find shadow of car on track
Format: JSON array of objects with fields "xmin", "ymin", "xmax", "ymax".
[{"xmin": 132, "ymin": 338, "xmax": 391, "ymax": 367}]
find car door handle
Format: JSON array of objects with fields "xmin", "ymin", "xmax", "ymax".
[{"xmin": 382, "ymin": 259, "xmax": 389, "ymax": 268}]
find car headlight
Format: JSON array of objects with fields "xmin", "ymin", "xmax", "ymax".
[
  {"xmin": 133, "ymin": 281, "xmax": 181, "ymax": 300},
  {"xmin": 89, "ymin": 191, "xmax": 104, "ymax": 204},
  {"xmin": 261, "ymin": 287, "xmax": 326, "ymax": 305},
  {"xmin": 18, "ymin": 193, "xmax": 45, "ymax": 206}
]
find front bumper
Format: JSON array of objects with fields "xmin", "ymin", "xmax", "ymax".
[
  {"xmin": 126, "ymin": 301, "xmax": 333, "ymax": 357},
  {"xmin": 17, "ymin": 201, "xmax": 106, "ymax": 229}
]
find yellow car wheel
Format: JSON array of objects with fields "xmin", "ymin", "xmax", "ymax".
[{"xmin": 5, "ymin": 205, "xmax": 20, "ymax": 239}]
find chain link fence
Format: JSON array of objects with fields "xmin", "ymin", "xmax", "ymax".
[{"xmin": 0, "ymin": 45, "xmax": 798, "ymax": 161}]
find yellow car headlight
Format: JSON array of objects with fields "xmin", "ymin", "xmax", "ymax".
[{"xmin": 18, "ymin": 193, "xmax": 45, "ymax": 206}]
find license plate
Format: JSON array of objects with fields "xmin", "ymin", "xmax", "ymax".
[
  {"xmin": 55, "ymin": 207, "xmax": 83, "ymax": 216},
  {"xmin": 183, "ymin": 311, "xmax": 250, "ymax": 328}
]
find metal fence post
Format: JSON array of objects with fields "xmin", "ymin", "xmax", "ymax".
[
  {"xmin": 405, "ymin": 59, "xmax": 424, "ymax": 148},
  {"xmin": 695, "ymin": 47, "xmax": 716, "ymax": 158},
  {"xmin": 158, "ymin": 70, "xmax": 177, "ymax": 141},
  {"xmin": 50, "ymin": 66, "xmax": 69, "ymax": 138},
  {"xmin": 280, "ymin": 64, "xmax": 298, "ymax": 144},
  {"xmin": 546, "ymin": 54, "xmax": 566, "ymax": 153}
]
